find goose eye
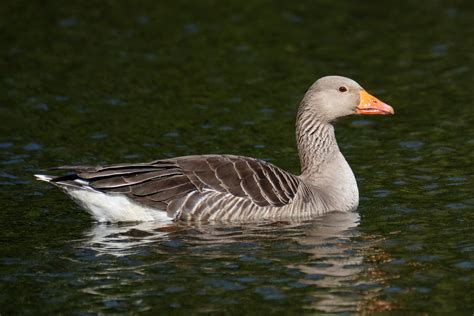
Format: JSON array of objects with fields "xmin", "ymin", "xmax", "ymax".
[{"xmin": 338, "ymin": 86, "xmax": 348, "ymax": 92}]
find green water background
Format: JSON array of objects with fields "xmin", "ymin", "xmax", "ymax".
[{"xmin": 0, "ymin": 0, "xmax": 473, "ymax": 314}]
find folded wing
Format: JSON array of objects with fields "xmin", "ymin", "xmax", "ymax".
[{"xmin": 52, "ymin": 155, "xmax": 301, "ymax": 220}]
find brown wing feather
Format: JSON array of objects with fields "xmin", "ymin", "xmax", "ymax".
[
  {"xmin": 90, "ymin": 169, "xmax": 181, "ymax": 188},
  {"xmin": 130, "ymin": 175, "xmax": 190, "ymax": 196},
  {"xmin": 52, "ymin": 155, "xmax": 300, "ymax": 218},
  {"xmin": 177, "ymin": 155, "xmax": 300, "ymax": 207}
]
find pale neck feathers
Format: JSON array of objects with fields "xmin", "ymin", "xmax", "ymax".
[{"xmin": 296, "ymin": 108, "xmax": 338, "ymax": 177}]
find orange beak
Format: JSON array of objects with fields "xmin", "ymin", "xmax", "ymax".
[{"xmin": 356, "ymin": 90, "xmax": 394, "ymax": 115}]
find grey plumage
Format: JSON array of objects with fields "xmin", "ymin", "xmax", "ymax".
[
  {"xmin": 51, "ymin": 155, "xmax": 302, "ymax": 221},
  {"xmin": 36, "ymin": 75, "xmax": 393, "ymax": 222}
]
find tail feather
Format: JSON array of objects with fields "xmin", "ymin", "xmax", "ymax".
[
  {"xmin": 35, "ymin": 173, "xmax": 169, "ymax": 222},
  {"xmin": 34, "ymin": 174, "xmax": 54, "ymax": 182},
  {"xmin": 35, "ymin": 173, "xmax": 91, "ymax": 189}
]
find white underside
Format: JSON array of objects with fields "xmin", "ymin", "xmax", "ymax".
[{"xmin": 67, "ymin": 188, "xmax": 172, "ymax": 223}]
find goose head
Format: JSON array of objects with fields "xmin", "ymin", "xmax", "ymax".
[{"xmin": 300, "ymin": 75, "xmax": 394, "ymax": 123}]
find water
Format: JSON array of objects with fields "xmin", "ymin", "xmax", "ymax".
[{"xmin": 1, "ymin": 0, "xmax": 473, "ymax": 314}]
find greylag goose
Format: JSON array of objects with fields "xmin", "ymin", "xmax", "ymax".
[{"xmin": 35, "ymin": 76, "xmax": 394, "ymax": 223}]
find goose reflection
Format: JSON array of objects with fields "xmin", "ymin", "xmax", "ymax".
[
  {"xmin": 81, "ymin": 212, "xmax": 388, "ymax": 313},
  {"xmin": 85, "ymin": 221, "xmax": 178, "ymax": 256}
]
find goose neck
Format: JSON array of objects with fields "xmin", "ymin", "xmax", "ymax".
[{"xmin": 296, "ymin": 116, "xmax": 338, "ymax": 177}]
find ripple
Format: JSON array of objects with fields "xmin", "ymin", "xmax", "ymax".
[
  {"xmin": 23, "ymin": 143, "xmax": 42, "ymax": 151},
  {"xmin": 58, "ymin": 17, "xmax": 78, "ymax": 27},
  {"xmin": 240, "ymin": 120, "xmax": 255, "ymax": 125},
  {"xmin": 163, "ymin": 131, "xmax": 179, "ymax": 138},
  {"xmin": 399, "ymin": 140, "xmax": 424, "ymax": 149},
  {"xmin": 372, "ymin": 190, "xmax": 390, "ymax": 198},
  {"xmin": 0, "ymin": 142, "xmax": 13, "ymax": 149},
  {"xmin": 183, "ymin": 23, "xmax": 199, "ymax": 34},
  {"xmin": 351, "ymin": 120, "xmax": 373, "ymax": 126},
  {"xmin": 423, "ymin": 183, "xmax": 439, "ymax": 191},
  {"xmin": 234, "ymin": 276, "xmax": 257, "ymax": 283},
  {"xmin": 55, "ymin": 95, "xmax": 69, "ymax": 102},
  {"xmin": 235, "ymin": 44, "xmax": 250, "ymax": 53},
  {"xmin": 406, "ymin": 243, "xmax": 423, "ymax": 251},
  {"xmin": 32, "ymin": 103, "xmax": 48, "ymax": 110},
  {"xmin": 446, "ymin": 203, "xmax": 468, "ymax": 209},
  {"xmin": 289, "ymin": 281, "xmax": 309, "ymax": 289},
  {"xmin": 0, "ymin": 171, "xmax": 17, "ymax": 179},
  {"xmin": 136, "ymin": 16, "xmax": 149, "ymax": 25},
  {"xmin": 412, "ymin": 255, "xmax": 440, "ymax": 262},
  {"xmin": 219, "ymin": 126, "xmax": 234, "ymax": 131},
  {"xmin": 164, "ymin": 286, "xmax": 185, "ymax": 293},
  {"xmin": 239, "ymin": 256, "xmax": 272, "ymax": 264},
  {"xmin": 304, "ymin": 273, "xmax": 324, "ymax": 280},
  {"xmin": 384, "ymin": 287, "xmax": 402, "ymax": 293},
  {"xmin": 281, "ymin": 11, "xmax": 302, "ymax": 23},
  {"xmin": 259, "ymin": 108, "xmax": 274, "ymax": 114},
  {"xmin": 255, "ymin": 286, "xmax": 285, "ymax": 300},
  {"xmin": 454, "ymin": 261, "xmax": 473, "ymax": 269},
  {"xmin": 395, "ymin": 206, "xmax": 415, "ymax": 214},
  {"xmin": 461, "ymin": 245, "xmax": 474, "ymax": 253},
  {"xmin": 89, "ymin": 132, "xmax": 107, "ymax": 140},
  {"xmin": 208, "ymin": 279, "xmax": 246, "ymax": 291},
  {"xmin": 144, "ymin": 53, "xmax": 157, "ymax": 62},
  {"xmin": 107, "ymin": 98, "xmax": 124, "ymax": 106},
  {"xmin": 390, "ymin": 259, "xmax": 406, "ymax": 265}
]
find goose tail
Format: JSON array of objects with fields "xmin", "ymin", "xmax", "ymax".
[{"xmin": 34, "ymin": 174, "xmax": 54, "ymax": 182}]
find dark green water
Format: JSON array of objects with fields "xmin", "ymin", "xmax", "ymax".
[{"xmin": 1, "ymin": 0, "xmax": 473, "ymax": 314}]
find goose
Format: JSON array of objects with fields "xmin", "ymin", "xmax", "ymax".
[{"xmin": 35, "ymin": 76, "xmax": 394, "ymax": 223}]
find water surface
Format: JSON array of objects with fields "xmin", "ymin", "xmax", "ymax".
[{"xmin": 0, "ymin": 0, "xmax": 473, "ymax": 314}]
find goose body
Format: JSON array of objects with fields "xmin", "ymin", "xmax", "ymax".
[{"xmin": 36, "ymin": 76, "xmax": 394, "ymax": 223}]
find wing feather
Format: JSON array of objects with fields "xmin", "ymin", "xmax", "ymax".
[
  {"xmin": 90, "ymin": 169, "xmax": 181, "ymax": 188},
  {"xmin": 131, "ymin": 175, "xmax": 189, "ymax": 196},
  {"xmin": 49, "ymin": 155, "xmax": 301, "ymax": 220},
  {"xmin": 240, "ymin": 174, "xmax": 267, "ymax": 206}
]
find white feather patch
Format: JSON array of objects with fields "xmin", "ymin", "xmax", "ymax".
[
  {"xmin": 34, "ymin": 174, "xmax": 53, "ymax": 182},
  {"xmin": 66, "ymin": 189, "xmax": 172, "ymax": 223}
]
